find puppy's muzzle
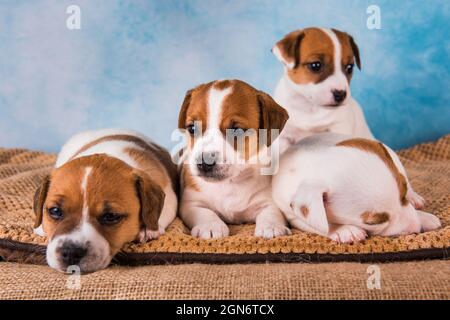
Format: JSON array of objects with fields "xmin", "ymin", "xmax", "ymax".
[
  {"xmin": 195, "ymin": 151, "xmax": 229, "ymax": 180},
  {"xmin": 56, "ymin": 241, "xmax": 88, "ymax": 267}
]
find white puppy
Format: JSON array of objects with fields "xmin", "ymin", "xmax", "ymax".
[
  {"xmin": 272, "ymin": 133, "xmax": 441, "ymax": 243},
  {"xmin": 272, "ymin": 27, "xmax": 374, "ymax": 153}
]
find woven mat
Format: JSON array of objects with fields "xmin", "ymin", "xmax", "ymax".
[
  {"xmin": 1, "ymin": 260, "xmax": 449, "ymax": 299},
  {"xmin": 0, "ymin": 135, "xmax": 449, "ymax": 265}
]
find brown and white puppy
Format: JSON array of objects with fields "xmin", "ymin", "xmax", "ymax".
[
  {"xmin": 177, "ymin": 79, "xmax": 291, "ymax": 239},
  {"xmin": 33, "ymin": 129, "xmax": 178, "ymax": 273},
  {"xmin": 272, "ymin": 27, "xmax": 374, "ymax": 151}
]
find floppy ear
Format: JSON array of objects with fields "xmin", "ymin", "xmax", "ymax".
[
  {"xmin": 33, "ymin": 175, "xmax": 51, "ymax": 228},
  {"xmin": 178, "ymin": 89, "xmax": 193, "ymax": 129},
  {"xmin": 272, "ymin": 31, "xmax": 304, "ymax": 69},
  {"xmin": 134, "ymin": 173, "xmax": 165, "ymax": 231},
  {"xmin": 349, "ymin": 35, "xmax": 361, "ymax": 70},
  {"xmin": 258, "ymin": 91, "xmax": 289, "ymax": 145}
]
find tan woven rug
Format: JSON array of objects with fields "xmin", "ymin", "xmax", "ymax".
[{"xmin": 0, "ymin": 135, "xmax": 449, "ymax": 265}]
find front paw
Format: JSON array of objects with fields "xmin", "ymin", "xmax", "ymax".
[
  {"xmin": 329, "ymin": 225, "xmax": 367, "ymax": 244},
  {"xmin": 255, "ymin": 222, "xmax": 291, "ymax": 239},
  {"xmin": 138, "ymin": 226, "xmax": 165, "ymax": 243},
  {"xmin": 191, "ymin": 220, "xmax": 229, "ymax": 239}
]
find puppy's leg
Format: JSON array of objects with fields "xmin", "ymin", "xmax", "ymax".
[
  {"xmin": 288, "ymin": 181, "xmax": 330, "ymax": 236},
  {"xmin": 181, "ymin": 205, "xmax": 229, "ymax": 240},
  {"xmin": 255, "ymin": 206, "xmax": 291, "ymax": 239},
  {"xmin": 328, "ymin": 224, "xmax": 367, "ymax": 243},
  {"xmin": 417, "ymin": 210, "xmax": 441, "ymax": 232}
]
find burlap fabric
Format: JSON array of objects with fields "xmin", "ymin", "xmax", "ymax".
[
  {"xmin": 0, "ymin": 260, "xmax": 449, "ymax": 299},
  {"xmin": 0, "ymin": 135, "xmax": 449, "ymax": 265}
]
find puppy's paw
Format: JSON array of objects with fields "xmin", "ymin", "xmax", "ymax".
[
  {"xmin": 255, "ymin": 222, "xmax": 291, "ymax": 239},
  {"xmin": 191, "ymin": 220, "xmax": 229, "ymax": 239},
  {"xmin": 407, "ymin": 189, "xmax": 426, "ymax": 210},
  {"xmin": 138, "ymin": 226, "xmax": 165, "ymax": 243},
  {"xmin": 329, "ymin": 225, "xmax": 367, "ymax": 244},
  {"xmin": 418, "ymin": 211, "xmax": 441, "ymax": 232}
]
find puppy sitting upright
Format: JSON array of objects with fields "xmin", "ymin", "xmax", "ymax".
[
  {"xmin": 177, "ymin": 79, "xmax": 291, "ymax": 239},
  {"xmin": 272, "ymin": 27, "xmax": 374, "ymax": 152},
  {"xmin": 33, "ymin": 129, "xmax": 178, "ymax": 273}
]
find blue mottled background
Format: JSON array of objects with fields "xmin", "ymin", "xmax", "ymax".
[{"xmin": 0, "ymin": 0, "xmax": 449, "ymax": 151}]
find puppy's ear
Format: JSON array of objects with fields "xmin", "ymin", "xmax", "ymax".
[
  {"xmin": 349, "ymin": 35, "xmax": 361, "ymax": 70},
  {"xmin": 272, "ymin": 30, "xmax": 304, "ymax": 69},
  {"xmin": 33, "ymin": 175, "xmax": 51, "ymax": 228},
  {"xmin": 258, "ymin": 91, "xmax": 289, "ymax": 145},
  {"xmin": 134, "ymin": 172, "xmax": 165, "ymax": 231},
  {"xmin": 178, "ymin": 89, "xmax": 193, "ymax": 129}
]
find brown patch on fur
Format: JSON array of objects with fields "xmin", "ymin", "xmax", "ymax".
[
  {"xmin": 300, "ymin": 205, "xmax": 309, "ymax": 218},
  {"xmin": 178, "ymin": 83, "xmax": 211, "ymax": 150},
  {"xmin": 134, "ymin": 171, "xmax": 165, "ymax": 231},
  {"xmin": 33, "ymin": 175, "xmax": 51, "ymax": 228},
  {"xmin": 332, "ymin": 29, "xmax": 360, "ymax": 82},
  {"xmin": 361, "ymin": 211, "xmax": 390, "ymax": 225},
  {"xmin": 71, "ymin": 134, "xmax": 178, "ymax": 193},
  {"xmin": 337, "ymin": 138, "xmax": 408, "ymax": 206}
]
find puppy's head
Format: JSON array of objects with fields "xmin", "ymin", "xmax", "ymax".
[
  {"xmin": 272, "ymin": 27, "xmax": 361, "ymax": 107},
  {"xmin": 33, "ymin": 154, "xmax": 164, "ymax": 273},
  {"xmin": 178, "ymin": 79, "xmax": 288, "ymax": 181}
]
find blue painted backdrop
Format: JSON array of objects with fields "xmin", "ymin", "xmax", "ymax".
[{"xmin": 0, "ymin": 0, "xmax": 449, "ymax": 151}]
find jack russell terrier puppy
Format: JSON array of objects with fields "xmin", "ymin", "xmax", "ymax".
[
  {"xmin": 33, "ymin": 129, "xmax": 178, "ymax": 273},
  {"xmin": 272, "ymin": 27, "xmax": 374, "ymax": 152},
  {"xmin": 177, "ymin": 79, "xmax": 291, "ymax": 239},
  {"xmin": 272, "ymin": 133, "xmax": 441, "ymax": 243}
]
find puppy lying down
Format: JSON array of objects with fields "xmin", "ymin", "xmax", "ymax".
[
  {"xmin": 33, "ymin": 129, "xmax": 178, "ymax": 272},
  {"xmin": 272, "ymin": 133, "xmax": 441, "ymax": 243}
]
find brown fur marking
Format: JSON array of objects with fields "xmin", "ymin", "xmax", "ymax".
[
  {"xmin": 70, "ymin": 134, "xmax": 178, "ymax": 193},
  {"xmin": 361, "ymin": 211, "xmax": 390, "ymax": 225},
  {"xmin": 336, "ymin": 138, "xmax": 408, "ymax": 206}
]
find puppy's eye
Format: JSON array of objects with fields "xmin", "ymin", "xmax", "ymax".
[
  {"xmin": 229, "ymin": 124, "xmax": 246, "ymax": 131},
  {"xmin": 307, "ymin": 61, "xmax": 322, "ymax": 73},
  {"xmin": 48, "ymin": 207, "xmax": 64, "ymax": 220},
  {"xmin": 186, "ymin": 123, "xmax": 197, "ymax": 135},
  {"xmin": 99, "ymin": 213, "xmax": 125, "ymax": 226},
  {"xmin": 345, "ymin": 63, "xmax": 354, "ymax": 74}
]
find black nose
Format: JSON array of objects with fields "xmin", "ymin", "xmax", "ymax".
[
  {"xmin": 197, "ymin": 152, "xmax": 216, "ymax": 173},
  {"xmin": 332, "ymin": 90, "xmax": 347, "ymax": 104},
  {"xmin": 59, "ymin": 242, "xmax": 87, "ymax": 266}
]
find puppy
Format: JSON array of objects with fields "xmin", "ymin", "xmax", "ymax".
[
  {"xmin": 272, "ymin": 27, "xmax": 374, "ymax": 152},
  {"xmin": 177, "ymin": 79, "xmax": 291, "ymax": 239},
  {"xmin": 33, "ymin": 129, "xmax": 178, "ymax": 273},
  {"xmin": 272, "ymin": 133, "xmax": 441, "ymax": 243}
]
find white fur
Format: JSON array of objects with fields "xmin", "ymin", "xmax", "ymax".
[
  {"xmin": 180, "ymin": 85, "xmax": 291, "ymax": 239},
  {"xmin": 272, "ymin": 28, "xmax": 374, "ymax": 153},
  {"xmin": 272, "ymin": 133, "xmax": 441, "ymax": 243}
]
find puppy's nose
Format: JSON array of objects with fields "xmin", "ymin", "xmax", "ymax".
[
  {"xmin": 197, "ymin": 151, "xmax": 216, "ymax": 173},
  {"xmin": 59, "ymin": 242, "xmax": 87, "ymax": 266},
  {"xmin": 332, "ymin": 90, "xmax": 347, "ymax": 104}
]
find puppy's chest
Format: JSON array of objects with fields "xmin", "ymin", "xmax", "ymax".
[{"xmin": 199, "ymin": 181, "xmax": 268, "ymax": 223}]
